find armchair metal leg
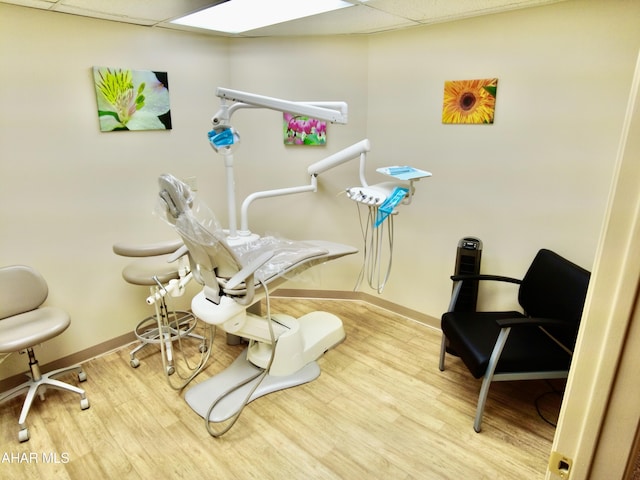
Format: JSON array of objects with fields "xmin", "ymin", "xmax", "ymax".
[
  {"xmin": 474, "ymin": 376, "xmax": 492, "ymax": 433},
  {"xmin": 440, "ymin": 281, "xmax": 462, "ymax": 372},
  {"xmin": 439, "ymin": 335, "xmax": 447, "ymax": 371},
  {"xmin": 474, "ymin": 327, "xmax": 511, "ymax": 433}
]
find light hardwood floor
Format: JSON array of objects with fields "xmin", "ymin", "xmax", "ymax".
[{"xmin": 0, "ymin": 298, "xmax": 561, "ymax": 479}]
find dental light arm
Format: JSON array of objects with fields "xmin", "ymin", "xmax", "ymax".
[
  {"xmin": 307, "ymin": 138, "xmax": 370, "ymax": 186},
  {"xmin": 237, "ymin": 139, "xmax": 371, "ymax": 236},
  {"xmin": 213, "ymin": 87, "xmax": 348, "ymax": 126}
]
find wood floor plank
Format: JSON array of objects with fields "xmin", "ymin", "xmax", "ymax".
[{"xmin": 0, "ymin": 298, "xmax": 558, "ymax": 479}]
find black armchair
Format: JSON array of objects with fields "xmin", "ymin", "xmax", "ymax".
[{"xmin": 439, "ymin": 249, "xmax": 590, "ymax": 432}]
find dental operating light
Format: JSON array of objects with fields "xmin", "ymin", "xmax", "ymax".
[
  {"xmin": 209, "ymin": 87, "xmax": 352, "ymax": 241},
  {"xmin": 207, "ymin": 86, "xmax": 430, "ymax": 297}
]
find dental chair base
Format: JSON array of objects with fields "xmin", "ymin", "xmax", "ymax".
[
  {"xmin": 186, "ymin": 350, "xmax": 319, "ymax": 422},
  {"xmin": 130, "ymin": 307, "xmax": 198, "ymax": 373},
  {"xmin": 185, "ymin": 300, "xmax": 345, "ymax": 422}
]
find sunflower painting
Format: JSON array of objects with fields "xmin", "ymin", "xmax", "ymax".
[{"xmin": 442, "ymin": 78, "xmax": 498, "ymax": 124}]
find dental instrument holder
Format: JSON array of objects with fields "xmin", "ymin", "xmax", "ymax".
[
  {"xmin": 348, "ymin": 166, "xmax": 431, "ymax": 293},
  {"xmin": 346, "ymin": 166, "xmax": 431, "ymax": 219}
]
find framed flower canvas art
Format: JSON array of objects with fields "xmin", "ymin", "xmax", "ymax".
[
  {"xmin": 283, "ymin": 113, "xmax": 326, "ymax": 145},
  {"xmin": 442, "ymin": 78, "xmax": 498, "ymax": 124},
  {"xmin": 92, "ymin": 67, "xmax": 172, "ymax": 131}
]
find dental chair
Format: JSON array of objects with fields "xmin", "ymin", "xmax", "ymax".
[
  {"xmin": 112, "ymin": 240, "xmax": 204, "ymax": 375},
  {"xmin": 0, "ymin": 265, "xmax": 89, "ymax": 442},
  {"xmin": 157, "ymin": 173, "xmax": 357, "ymax": 435}
]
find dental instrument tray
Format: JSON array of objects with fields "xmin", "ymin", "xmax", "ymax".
[
  {"xmin": 346, "ymin": 182, "xmax": 405, "ymax": 206},
  {"xmin": 376, "ymin": 166, "xmax": 432, "ymax": 181}
]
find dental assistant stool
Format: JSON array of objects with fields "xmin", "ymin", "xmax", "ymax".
[
  {"xmin": 113, "ymin": 239, "xmax": 198, "ymax": 374},
  {"xmin": 0, "ymin": 265, "xmax": 89, "ymax": 442}
]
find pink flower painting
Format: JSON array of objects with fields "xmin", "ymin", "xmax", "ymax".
[{"xmin": 283, "ymin": 113, "xmax": 327, "ymax": 145}]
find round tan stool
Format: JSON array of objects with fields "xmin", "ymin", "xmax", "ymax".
[{"xmin": 114, "ymin": 240, "xmax": 199, "ymax": 373}]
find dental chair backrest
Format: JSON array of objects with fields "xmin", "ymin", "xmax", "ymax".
[{"xmin": 158, "ymin": 173, "xmax": 254, "ymax": 305}]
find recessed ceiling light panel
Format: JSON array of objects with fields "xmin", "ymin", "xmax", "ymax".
[{"xmin": 171, "ymin": 0, "xmax": 354, "ymax": 33}]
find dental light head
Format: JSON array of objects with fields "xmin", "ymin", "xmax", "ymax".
[{"xmin": 208, "ymin": 126, "xmax": 241, "ymax": 153}]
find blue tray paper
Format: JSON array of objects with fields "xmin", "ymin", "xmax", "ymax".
[{"xmin": 376, "ymin": 166, "xmax": 432, "ymax": 181}]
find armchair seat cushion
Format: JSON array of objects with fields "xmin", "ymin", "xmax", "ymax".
[{"xmin": 442, "ymin": 310, "xmax": 572, "ymax": 379}]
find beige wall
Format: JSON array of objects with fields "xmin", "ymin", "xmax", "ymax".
[
  {"xmin": 0, "ymin": 5, "xmax": 231, "ymax": 377},
  {"xmin": 1, "ymin": 0, "xmax": 639, "ymax": 380},
  {"xmin": 365, "ymin": 0, "xmax": 640, "ymax": 315}
]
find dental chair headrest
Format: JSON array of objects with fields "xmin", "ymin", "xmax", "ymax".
[{"xmin": 158, "ymin": 173, "xmax": 194, "ymax": 220}]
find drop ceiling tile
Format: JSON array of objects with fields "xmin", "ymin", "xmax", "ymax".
[
  {"xmin": 366, "ymin": 0, "xmax": 564, "ymax": 23},
  {"xmin": 55, "ymin": 0, "xmax": 221, "ymax": 23},
  {"xmin": 0, "ymin": 0, "xmax": 569, "ymax": 36},
  {"xmin": 238, "ymin": 4, "xmax": 418, "ymax": 37},
  {"xmin": 2, "ymin": 0, "xmax": 56, "ymax": 8}
]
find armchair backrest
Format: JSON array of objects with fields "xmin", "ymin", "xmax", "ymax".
[
  {"xmin": 0, "ymin": 265, "xmax": 48, "ymax": 320},
  {"xmin": 518, "ymin": 249, "xmax": 591, "ymax": 350}
]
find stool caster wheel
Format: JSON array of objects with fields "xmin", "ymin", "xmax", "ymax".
[
  {"xmin": 80, "ymin": 397, "xmax": 90, "ymax": 410},
  {"xmin": 166, "ymin": 365, "xmax": 175, "ymax": 376},
  {"xmin": 78, "ymin": 371, "xmax": 87, "ymax": 382},
  {"xmin": 130, "ymin": 358, "xmax": 140, "ymax": 368},
  {"xmin": 18, "ymin": 428, "xmax": 30, "ymax": 443},
  {"xmin": 199, "ymin": 344, "xmax": 208, "ymax": 353}
]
